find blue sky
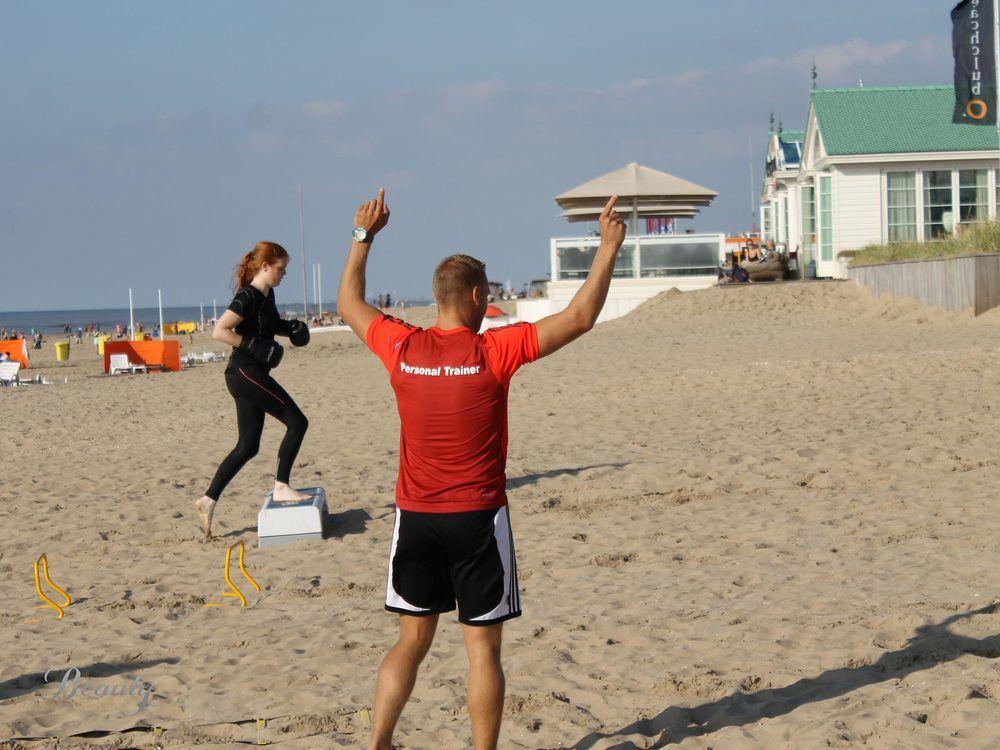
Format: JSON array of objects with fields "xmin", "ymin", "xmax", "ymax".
[{"xmin": 1, "ymin": 1, "xmax": 953, "ymax": 310}]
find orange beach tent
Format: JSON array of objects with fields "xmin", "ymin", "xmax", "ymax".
[
  {"xmin": 0, "ymin": 339, "xmax": 29, "ymax": 369},
  {"xmin": 102, "ymin": 340, "xmax": 182, "ymax": 373}
]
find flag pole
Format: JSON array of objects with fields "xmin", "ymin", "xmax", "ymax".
[
  {"xmin": 995, "ymin": 0, "xmax": 999, "ymax": 214},
  {"xmin": 299, "ymin": 184, "xmax": 308, "ymax": 319}
]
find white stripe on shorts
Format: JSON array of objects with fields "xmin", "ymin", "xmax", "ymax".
[
  {"xmin": 384, "ymin": 507, "xmax": 428, "ymax": 612},
  {"xmin": 466, "ymin": 505, "xmax": 520, "ymax": 623}
]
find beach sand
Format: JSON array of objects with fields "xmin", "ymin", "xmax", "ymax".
[{"xmin": 4, "ymin": 282, "xmax": 1000, "ymax": 748}]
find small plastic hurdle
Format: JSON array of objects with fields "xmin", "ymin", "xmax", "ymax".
[
  {"xmin": 33, "ymin": 553, "xmax": 72, "ymax": 619},
  {"xmin": 205, "ymin": 541, "xmax": 261, "ymax": 608}
]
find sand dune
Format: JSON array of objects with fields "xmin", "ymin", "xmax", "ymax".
[{"xmin": 4, "ymin": 281, "xmax": 1000, "ymax": 748}]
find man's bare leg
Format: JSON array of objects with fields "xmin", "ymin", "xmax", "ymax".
[
  {"xmin": 272, "ymin": 481, "xmax": 311, "ymax": 503},
  {"xmin": 461, "ymin": 622, "xmax": 505, "ymax": 750},
  {"xmin": 368, "ymin": 614, "xmax": 438, "ymax": 750},
  {"xmin": 194, "ymin": 496, "xmax": 216, "ymax": 541}
]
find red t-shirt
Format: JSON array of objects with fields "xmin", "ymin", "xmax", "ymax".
[{"xmin": 366, "ymin": 315, "xmax": 539, "ymax": 513}]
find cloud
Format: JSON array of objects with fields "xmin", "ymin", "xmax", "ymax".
[
  {"xmin": 303, "ymin": 99, "xmax": 355, "ymax": 119},
  {"xmin": 440, "ymin": 78, "xmax": 507, "ymax": 104},
  {"xmin": 243, "ymin": 129, "xmax": 287, "ymax": 154},
  {"xmin": 377, "ymin": 170, "xmax": 417, "ymax": 190},
  {"xmin": 611, "ymin": 69, "xmax": 708, "ymax": 95},
  {"xmin": 742, "ymin": 36, "xmax": 948, "ymax": 78}
]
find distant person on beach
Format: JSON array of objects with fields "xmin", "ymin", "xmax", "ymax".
[
  {"xmin": 194, "ymin": 241, "xmax": 312, "ymax": 541},
  {"xmin": 338, "ymin": 189, "xmax": 627, "ymax": 750}
]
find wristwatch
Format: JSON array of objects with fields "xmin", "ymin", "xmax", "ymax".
[{"xmin": 352, "ymin": 227, "xmax": 371, "ymax": 243}]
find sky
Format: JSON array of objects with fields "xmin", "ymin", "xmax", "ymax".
[{"xmin": 0, "ymin": 0, "xmax": 955, "ymax": 311}]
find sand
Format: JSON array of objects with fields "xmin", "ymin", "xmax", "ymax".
[{"xmin": 4, "ymin": 281, "xmax": 1000, "ymax": 748}]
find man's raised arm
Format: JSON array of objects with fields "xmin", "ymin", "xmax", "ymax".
[
  {"xmin": 336, "ymin": 188, "xmax": 391, "ymax": 342},
  {"xmin": 535, "ymin": 195, "xmax": 626, "ymax": 358}
]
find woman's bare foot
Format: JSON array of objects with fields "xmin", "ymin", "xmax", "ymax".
[
  {"xmin": 194, "ymin": 496, "xmax": 216, "ymax": 540},
  {"xmin": 272, "ymin": 482, "xmax": 311, "ymax": 504}
]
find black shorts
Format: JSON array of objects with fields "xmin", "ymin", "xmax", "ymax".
[{"xmin": 385, "ymin": 505, "xmax": 521, "ymax": 626}]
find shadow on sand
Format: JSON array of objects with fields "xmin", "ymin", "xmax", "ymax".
[
  {"xmin": 323, "ymin": 507, "xmax": 373, "ymax": 540},
  {"xmin": 565, "ymin": 603, "xmax": 1000, "ymax": 749},
  {"xmin": 0, "ymin": 657, "xmax": 180, "ymax": 702},
  {"xmin": 507, "ymin": 463, "xmax": 631, "ymax": 490}
]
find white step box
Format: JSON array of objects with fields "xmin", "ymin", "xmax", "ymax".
[{"xmin": 257, "ymin": 487, "xmax": 327, "ymax": 548}]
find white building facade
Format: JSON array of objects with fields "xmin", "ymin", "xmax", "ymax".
[
  {"xmin": 761, "ymin": 86, "xmax": 1000, "ymax": 279},
  {"xmin": 516, "ymin": 233, "xmax": 726, "ymax": 324}
]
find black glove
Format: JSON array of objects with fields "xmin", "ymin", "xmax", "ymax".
[
  {"xmin": 239, "ymin": 336, "xmax": 283, "ymax": 368},
  {"xmin": 287, "ymin": 320, "xmax": 310, "ymax": 347}
]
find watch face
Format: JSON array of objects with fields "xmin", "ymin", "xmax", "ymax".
[{"xmin": 353, "ymin": 227, "xmax": 368, "ymax": 242}]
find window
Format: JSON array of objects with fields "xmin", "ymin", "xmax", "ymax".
[
  {"xmin": 556, "ymin": 242, "xmax": 634, "ymax": 280},
  {"xmin": 819, "ymin": 175, "xmax": 834, "ymax": 261},
  {"xmin": 639, "ymin": 240, "xmax": 720, "ymax": 278},
  {"xmin": 960, "ymin": 169, "xmax": 988, "ymax": 225},
  {"xmin": 763, "ymin": 204, "xmax": 773, "ymax": 241},
  {"xmin": 801, "ymin": 185, "xmax": 816, "ymax": 255},
  {"xmin": 886, "ymin": 172, "xmax": 917, "ymax": 243},
  {"xmin": 782, "ymin": 196, "xmax": 789, "ymax": 245},
  {"xmin": 923, "ymin": 170, "xmax": 953, "ymax": 240}
]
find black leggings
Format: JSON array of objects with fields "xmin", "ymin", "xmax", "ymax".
[{"xmin": 205, "ymin": 365, "xmax": 309, "ymax": 501}]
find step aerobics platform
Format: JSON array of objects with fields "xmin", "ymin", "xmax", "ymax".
[{"xmin": 257, "ymin": 487, "xmax": 327, "ymax": 548}]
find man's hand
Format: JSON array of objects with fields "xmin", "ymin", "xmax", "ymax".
[
  {"xmin": 339, "ymin": 189, "xmax": 392, "ymax": 342},
  {"xmin": 599, "ymin": 195, "xmax": 626, "ymax": 249},
  {"xmin": 354, "ymin": 188, "xmax": 390, "ymax": 239},
  {"xmin": 534, "ymin": 195, "xmax": 627, "ymax": 359}
]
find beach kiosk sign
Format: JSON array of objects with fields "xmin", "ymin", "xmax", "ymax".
[{"xmin": 952, "ymin": 0, "xmax": 1000, "ymax": 126}]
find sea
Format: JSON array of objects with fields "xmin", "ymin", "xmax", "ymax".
[
  {"xmin": 0, "ymin": 304, "xmax": 311, "ymax": 335},
  {"xmin": 0, "ymin": 300, "xmax": 432, "ymax": 335}
]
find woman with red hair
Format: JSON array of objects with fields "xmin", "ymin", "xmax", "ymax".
[{"xmin": 194, "ymin": 241, "xmax": 312, "ymax": 540}]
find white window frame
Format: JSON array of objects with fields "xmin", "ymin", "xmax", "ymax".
[
  {"xmin": 921, "ymin": 168, "xmax": 954, "ymax": 242},
  {"xmin": 884, "ymin": 170, "xmax": 918, "ymax": 244},
  {"xmin": 819, "ymin": 174, "xmax": 834, "ymax": 262},
  {"xmin": 958, "ymin": 167, "xmax": 990, "ymax": 226}
]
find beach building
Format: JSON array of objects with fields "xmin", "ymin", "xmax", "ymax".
[
  {"xmin": 517, "ymin": 163, "xmax": 724, "ymax": 323},
  {"xmin": 760, "ymin": 129, "xmax": 806, "ymax": 268},
  {"xmin": 761, "ymin": 86, "xmax": 1000, "ymax": 279}
]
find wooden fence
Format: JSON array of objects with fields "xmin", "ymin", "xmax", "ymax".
[{"xmin": 847, "ymin": 253, "xmax": 1000, "ymax": 316}]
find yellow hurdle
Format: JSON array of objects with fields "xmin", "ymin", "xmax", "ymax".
[
  {"xmin": 33, "ymin": 554, "xmax": 72, "ymax": 619},
  {"xmin": 205, "ymin": 541, "xmax": 261, "ymax": 608}
]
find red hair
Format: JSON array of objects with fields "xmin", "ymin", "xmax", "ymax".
[{"xmin": 234, "ymin": 242, "xmax": 289, "ymax": 289}]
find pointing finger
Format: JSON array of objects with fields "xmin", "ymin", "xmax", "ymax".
[
  {"xmin": 376, "ymin": 188, "xmax": 385, "ymax": 215},
  {"xmin": 600, "ymin": 195, "xmax": 618, "ymax": 220}
]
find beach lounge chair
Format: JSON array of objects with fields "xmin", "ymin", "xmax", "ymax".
[
  {"xmin": 202, "ymin": 351, "xmax": 217, "ymax": 363},
  {"xmin": 109, "ymin": 353, "xmax": 147, "ymax": 375},
  {"xmin": 0, "ymin": 361, "xmax": 22, "ymax": 387},
  {"xmin": 183, "ymin": 352, "xmax": 203, "ymax": 366}
]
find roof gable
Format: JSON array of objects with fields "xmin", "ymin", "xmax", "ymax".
[
  {"xmin": 811, "ymin": 86, "xmax": 998, "ymax": 155},
  {"xmin": 555, "ymin": 162, "xmax": 717, "ymax": 201}
]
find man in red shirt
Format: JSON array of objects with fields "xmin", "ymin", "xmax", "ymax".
[{"xmin": 338, "ymin": 189, "xmax": 626, "ymax": 750}]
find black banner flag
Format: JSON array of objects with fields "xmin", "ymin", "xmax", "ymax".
[{"xmin": 953, "ymin": 0, "xmax": 998, "ymax": 125}]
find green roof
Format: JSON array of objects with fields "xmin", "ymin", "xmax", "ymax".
[
  {"xmin": 777, "ymin": 130, "xmax": 805, "ymax": 143},
  {"xmin": 811, "ymin": 86, "xmax": 999, "ymax": 155}
]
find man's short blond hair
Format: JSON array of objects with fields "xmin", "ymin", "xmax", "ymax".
[{"xmin": 432, "ymin": 254, "xmax": 488, "ymax": 306}]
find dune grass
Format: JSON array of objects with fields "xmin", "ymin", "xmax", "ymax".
[{"xmin": 851, "ymin": 220, "xmax": 1000, "ymax": 265}]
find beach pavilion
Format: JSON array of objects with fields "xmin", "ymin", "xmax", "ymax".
[
  {"xmin": 761, "ymin": 86, "xmax": 1000, "ymax": 279},
  {"xmin": 516, "ymin": 163, "xmax": 725, "ymax": 324}
]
